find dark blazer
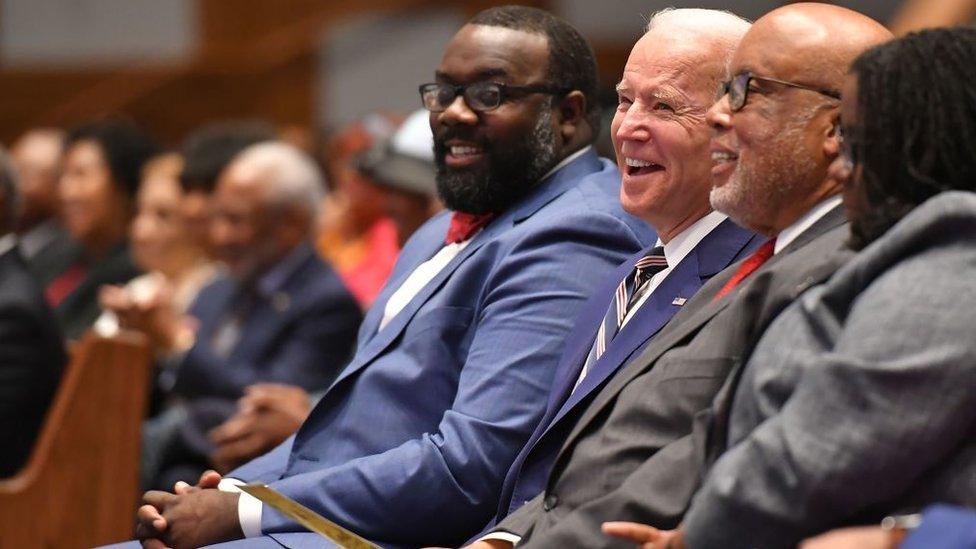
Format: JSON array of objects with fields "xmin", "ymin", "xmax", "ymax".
[
  {"xmin": 682, "ymin": 192, "xmax": 976, "ymax": 548},
  {"xmin": 0, "ymin": 243, "xmax": 66, "ymax": 477},
  {"xmin": 490, "ymin": 218, "xmax": 761, "ymax": 526},
  {"xmin": 227, "ymin": 150, "xmax": 655, "ymax": 548},
  {"xmin": 497, "ymin": 205, "xmax": 853, "ymax": 548},
  {"xmin": 171, "ymin": 243, "xmax": 362, "ymax": 400},
  {"xmin": 55, "ymin": 242, "xmax": 140, "ymax": 341},
  {"xmin": 21, "ymin": 221, "xmax": 82, "ymax": 289}
]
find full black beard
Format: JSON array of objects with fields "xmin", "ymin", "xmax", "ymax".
[{"xmin": 434, "ymin": 109, "xmax": 558, "ymax": 215}]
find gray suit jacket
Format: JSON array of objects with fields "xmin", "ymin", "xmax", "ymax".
[
  {"xmin": 497, "ymin": 205, "xmax": 853, "ymax": 548},
  {"xmin": 682, "ymin": 191, "xmax": 976, "ymax": 548}
]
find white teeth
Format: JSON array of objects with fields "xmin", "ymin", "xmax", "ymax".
[
  {"xmin": 625, "ymin": 157, "xmax": 654, "ymax": 168},
  {"xmin": 711, "ymin": 151, "xmax": 737, "ymax": 162},
  {"xmin": 450, "ymin": 146, "xmax": 481, "ymax": 156}
]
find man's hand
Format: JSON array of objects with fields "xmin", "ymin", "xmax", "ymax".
[
  {"xmin": 209, "ymin": 384, "xmax": 312, "ymax": 472},
  {"xmin": 137, "ymin": 488, "xmax": 242, "ymax": 549},
  {"xmin": 799, "ymin": 526, "xmax": 899, "ymax": 549},
  {"xmin": 135, "ymin": 470, "xmax": 224, "ymax": 547},
  {"xmin": 602, "ymin": 522, "xmax": 685, "ymax": 549},
  {"xmin": 99, "ymin": 282, "xmax": 192, "ymax": 354}
]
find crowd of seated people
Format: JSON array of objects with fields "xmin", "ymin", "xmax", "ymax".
[{"xmin": 2, "ymin": 3, "xmax": 975, "ymax": 549}]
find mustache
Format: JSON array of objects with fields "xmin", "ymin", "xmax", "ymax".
[{"xmin": 433, "ymin": 130, "xmax": 490, "ymax": 150}]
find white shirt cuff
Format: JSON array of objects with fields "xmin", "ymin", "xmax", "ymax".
[
  {"xmin": 218, "ymin": 477, "xmax": 264, "ymax": 538},
  {"xmin": 478, "ymin": 531, "xmax": 522, "ymax": 546}
]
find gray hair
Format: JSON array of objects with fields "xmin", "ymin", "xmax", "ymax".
[
  {"xmin": 645, "ymin": 8, "xmax": 752, "ymax": 71},
  {"xmin": 0, "ymin": 148, "xmax": 20, "ymax": 233},
  {"xmin": 232, "ymin": 141, "xmax": 325, "ymax": 229}
]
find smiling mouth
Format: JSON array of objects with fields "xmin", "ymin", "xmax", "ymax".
[
  {"xmin": 624, "ymin": 157, "xmax": 664, "ymax": 176},
  {"xmin": 711, "ymin": 151, "xmax": 738, "ymax": 164}
]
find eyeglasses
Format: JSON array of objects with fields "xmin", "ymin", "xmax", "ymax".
[
  {"xmin": 718, "ymin": 72, "xmax": 841, "ymax": 112},
  {"xmin": 419, "ymin": 81, "xmax": 571, "ymax": 113}
]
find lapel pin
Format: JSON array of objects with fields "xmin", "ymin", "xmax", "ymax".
[{"xmin": 672, "ymin": 297, "xmax": 687, "ymax": 306}]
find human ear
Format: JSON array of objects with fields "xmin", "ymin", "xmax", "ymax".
[{"xmin": 556, "ymin": 90, "xmax": 587, "ymax": 142}]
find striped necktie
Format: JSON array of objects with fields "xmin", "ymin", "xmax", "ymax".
[{"xmin": 573, "ymin": 246, "xmax": 668, "ymax": 391}]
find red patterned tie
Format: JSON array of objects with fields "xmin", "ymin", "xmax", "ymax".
[
  {"xmin": 712, "ymin": 238, "xmax": 776, "ymax": 302},
  {"xmin": 445, "ymin": 212, "xmax": 495, "ymax": 244}
]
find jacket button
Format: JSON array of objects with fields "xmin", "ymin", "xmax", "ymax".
[{"xmin": 542, "ymin": 494, "xmax": 558, "ymax": 511}]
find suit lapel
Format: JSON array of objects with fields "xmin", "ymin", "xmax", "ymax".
[{"xmin": 330, "ymin": 150, "xmax": 605, "ymax": 388}]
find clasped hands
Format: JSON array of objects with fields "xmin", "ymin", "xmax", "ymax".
[{"xmin": 135, "ymin": 470, "xmax": 243, "ymax": 549}]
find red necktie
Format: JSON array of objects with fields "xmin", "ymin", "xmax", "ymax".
[
  {"xmin": 445, "ymin": 212, "xmax": 495, "ymax": 244},
  {"xmin": 712, "ymin": 238, "xmax": 776, "ymax": 302},
  {"xmin": 45, "ymin": 262, "xmax": 88, "ymax": 307}
]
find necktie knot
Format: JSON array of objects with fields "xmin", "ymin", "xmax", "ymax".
[
  {"xmin": 633, "ymin": 245, "xmax": 668, "ymax": 287},
  {"xmin": 445, "ymin": 212, "xmax": 495, "ymax": 244}
]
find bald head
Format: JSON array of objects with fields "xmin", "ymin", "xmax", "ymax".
[{"xmin": 742, "ymin": 3, "xmax": 892, "ymax": 94}]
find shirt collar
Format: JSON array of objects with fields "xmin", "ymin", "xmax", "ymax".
[
  {"xmin": 539, "ymin": 146, "xmax": 592, "ymax": 183},
  {"xmin": 660, "ymin": 210, "xmax": 728, "ymax": 268},
  {"xmin": 0, "ymin": 233, "xmax": 16, "ymax": 256},
  {"xmin": 18, "ymin": 219, "xmax": 60, "ymax": 258},
  {"xmin": 774, "ymin": 195, "xmax": 843, "ymax": 255},
  {"xmin": 255, "ymin": 242, "xmax": 311, "ymax": 298}
]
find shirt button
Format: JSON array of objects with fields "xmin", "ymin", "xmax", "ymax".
[{"xmin": 542, "ymin": 494, "xmax": 559, "ymax": 511}]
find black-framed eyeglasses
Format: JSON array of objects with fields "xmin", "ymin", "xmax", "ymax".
[
  {"xmin": 419, "ymin": 81, "xmax": 572, "ymax": 113},
  {"xmin": 717, "ymin": 72, "xmax": 841, "ymax": 112}
]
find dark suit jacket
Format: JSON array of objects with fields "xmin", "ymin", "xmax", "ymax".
[
  {"xmin": 497, "ymin": 205, "xmax": 853, "ymax": 548},
  {"xmin": 55, "ymin": 242, "xmax": 141, "ymax": 340},
  {"xmin": 682, "ymin": 191, "xmax": 976, "ymax": 548},
  {"xmin": 0, "ymin": 244, "xmax": 66, "ymax": 477},
  {"xmin": 489, "ymin": 218, "xmax": 761, "ymax": 527},
  {"xmin": 20, "ymin": 221, "xmax": 82, "ymax": 289}
]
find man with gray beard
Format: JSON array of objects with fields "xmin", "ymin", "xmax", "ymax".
[
  {"xmin": 476, "ymin": 4, "xmax": 892, "ymax": 549},
  {"xmin": 123, "ymin": 6, "xmax": 653, "ymax": 549}
]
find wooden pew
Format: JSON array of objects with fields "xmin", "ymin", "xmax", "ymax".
[{"xmin": 0, "ymin": 331, "xmax": 151, "ymax": 548}]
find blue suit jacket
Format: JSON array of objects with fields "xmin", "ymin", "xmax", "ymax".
[
  {"xmin": 903, "ymin": 505, "xmax": 976, "ymax": 549},
  {"xmin": 228, "ymin": 150, "xmax": 654, "ymax": 548},
  {"xmin": 171, "ymin": 243, "xmax": 362, "ymax": 400},
  {"xmin": 488, "ymin": 218, "xmax": 761, "ymax": 528}
]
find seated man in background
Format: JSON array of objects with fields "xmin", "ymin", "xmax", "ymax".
[
  {"xmin": 477, "ymin": 4, "xmax": 892, "ymax": 548},
  {"xmin": 207, "ymin": 108, "xmax": 442, "ymax": 473},
  {"xmin": 0, "ymin": 148, "xmax": 66, "ymax": 477},
  {"xmin": 129, "ymin": 142, "xmax": 362, "ymax": 490},
  {"xmin": 8, "ymin": 127, "xmax": 80, "ymax": 288},
  {"xmin": 607, "ymin": 24, "xmax": 976, "ymax": 549},
  {"xmin": 125, "ymin": 6, "xmax": 653, "ymax": 548}
]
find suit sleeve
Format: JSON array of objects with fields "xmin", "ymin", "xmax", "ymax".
[
  {"xmin": 682, "ymin": 249, "xmax": 976, "ymax": 548},
  {"xmin": 260, "ymin": 213, "xmax": 646, "ymax": 545}
]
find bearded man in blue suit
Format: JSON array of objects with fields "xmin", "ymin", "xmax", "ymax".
[{"xmin": 123, "ymin": 7, "xmax": 653, "ymax": 549}]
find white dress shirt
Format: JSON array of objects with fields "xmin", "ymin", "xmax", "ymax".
[{"xmin": 774, "ymin": 195, "xmax": 843, "ymax": 255}]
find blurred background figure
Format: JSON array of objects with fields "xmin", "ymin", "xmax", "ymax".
[
  {"xmin": 207, "ymin": 109, "xmax": 440, "ymax": 472},
  {"xmin": 133, "ymin": 141, "xmax": 362, "ymax": 490},
  {"xmin": 316, "ymin": 113, "xmax": 401, "ymax": 308},
  {"xmin": 178, "ymin": 120, "xmax": 277, "ymax": 262},
  {"xmin": 50, "ymin": 118, "xmax": 158, "ymax": 340},
  {"xmin": 357, "ymin": 108, "xmax": 442, "ymax": 247},
  {"xmin": 0, "ymin": 147, "xmax": 66, "ymax": 478},
  {"xmin": 96, "ymin": 153, "xmax": 216, "ymax": 340},
  {"xmin": 8, "ymin": 128, "xmax": 81, "ymax": 288}
]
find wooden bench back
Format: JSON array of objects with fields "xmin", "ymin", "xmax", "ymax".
[{"xmin": 0, "ymin": 331, "xmax": 150, "ymax": 548}]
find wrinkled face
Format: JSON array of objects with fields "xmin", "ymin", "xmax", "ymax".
[
  {"xmin": 209, "ymin": 165, "xmax": 284, "ymax": 280},
  {"xmin": 612, "ymin": 33, "xmax": 718, "ymax": 233},
  {"xmin": 430, "ymin": 24, "xmax": 559, "ymax": 214},
  {"xmin": 130, "ymin": 175, "xmax": 188, "ymax": 274},
  {"xmin": 60, "ymin": 140, "xmax": 128, "ymax": 249},
  {"xmin": 706, "ymin": 32, "xmax": 835, "ymax": 235}
]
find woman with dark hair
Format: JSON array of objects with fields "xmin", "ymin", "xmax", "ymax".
[
  {"xmin": 604, "ymin": 27, "xmax": 976, "ymax": 549},
  {"xmin": 49, "ymin": 117, "xmax": 158, "ymax": 340}
]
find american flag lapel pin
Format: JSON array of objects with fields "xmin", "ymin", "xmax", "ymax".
[{"xmin": 672, "ymin": 297, "xmax": 687, "ymax": 306}]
